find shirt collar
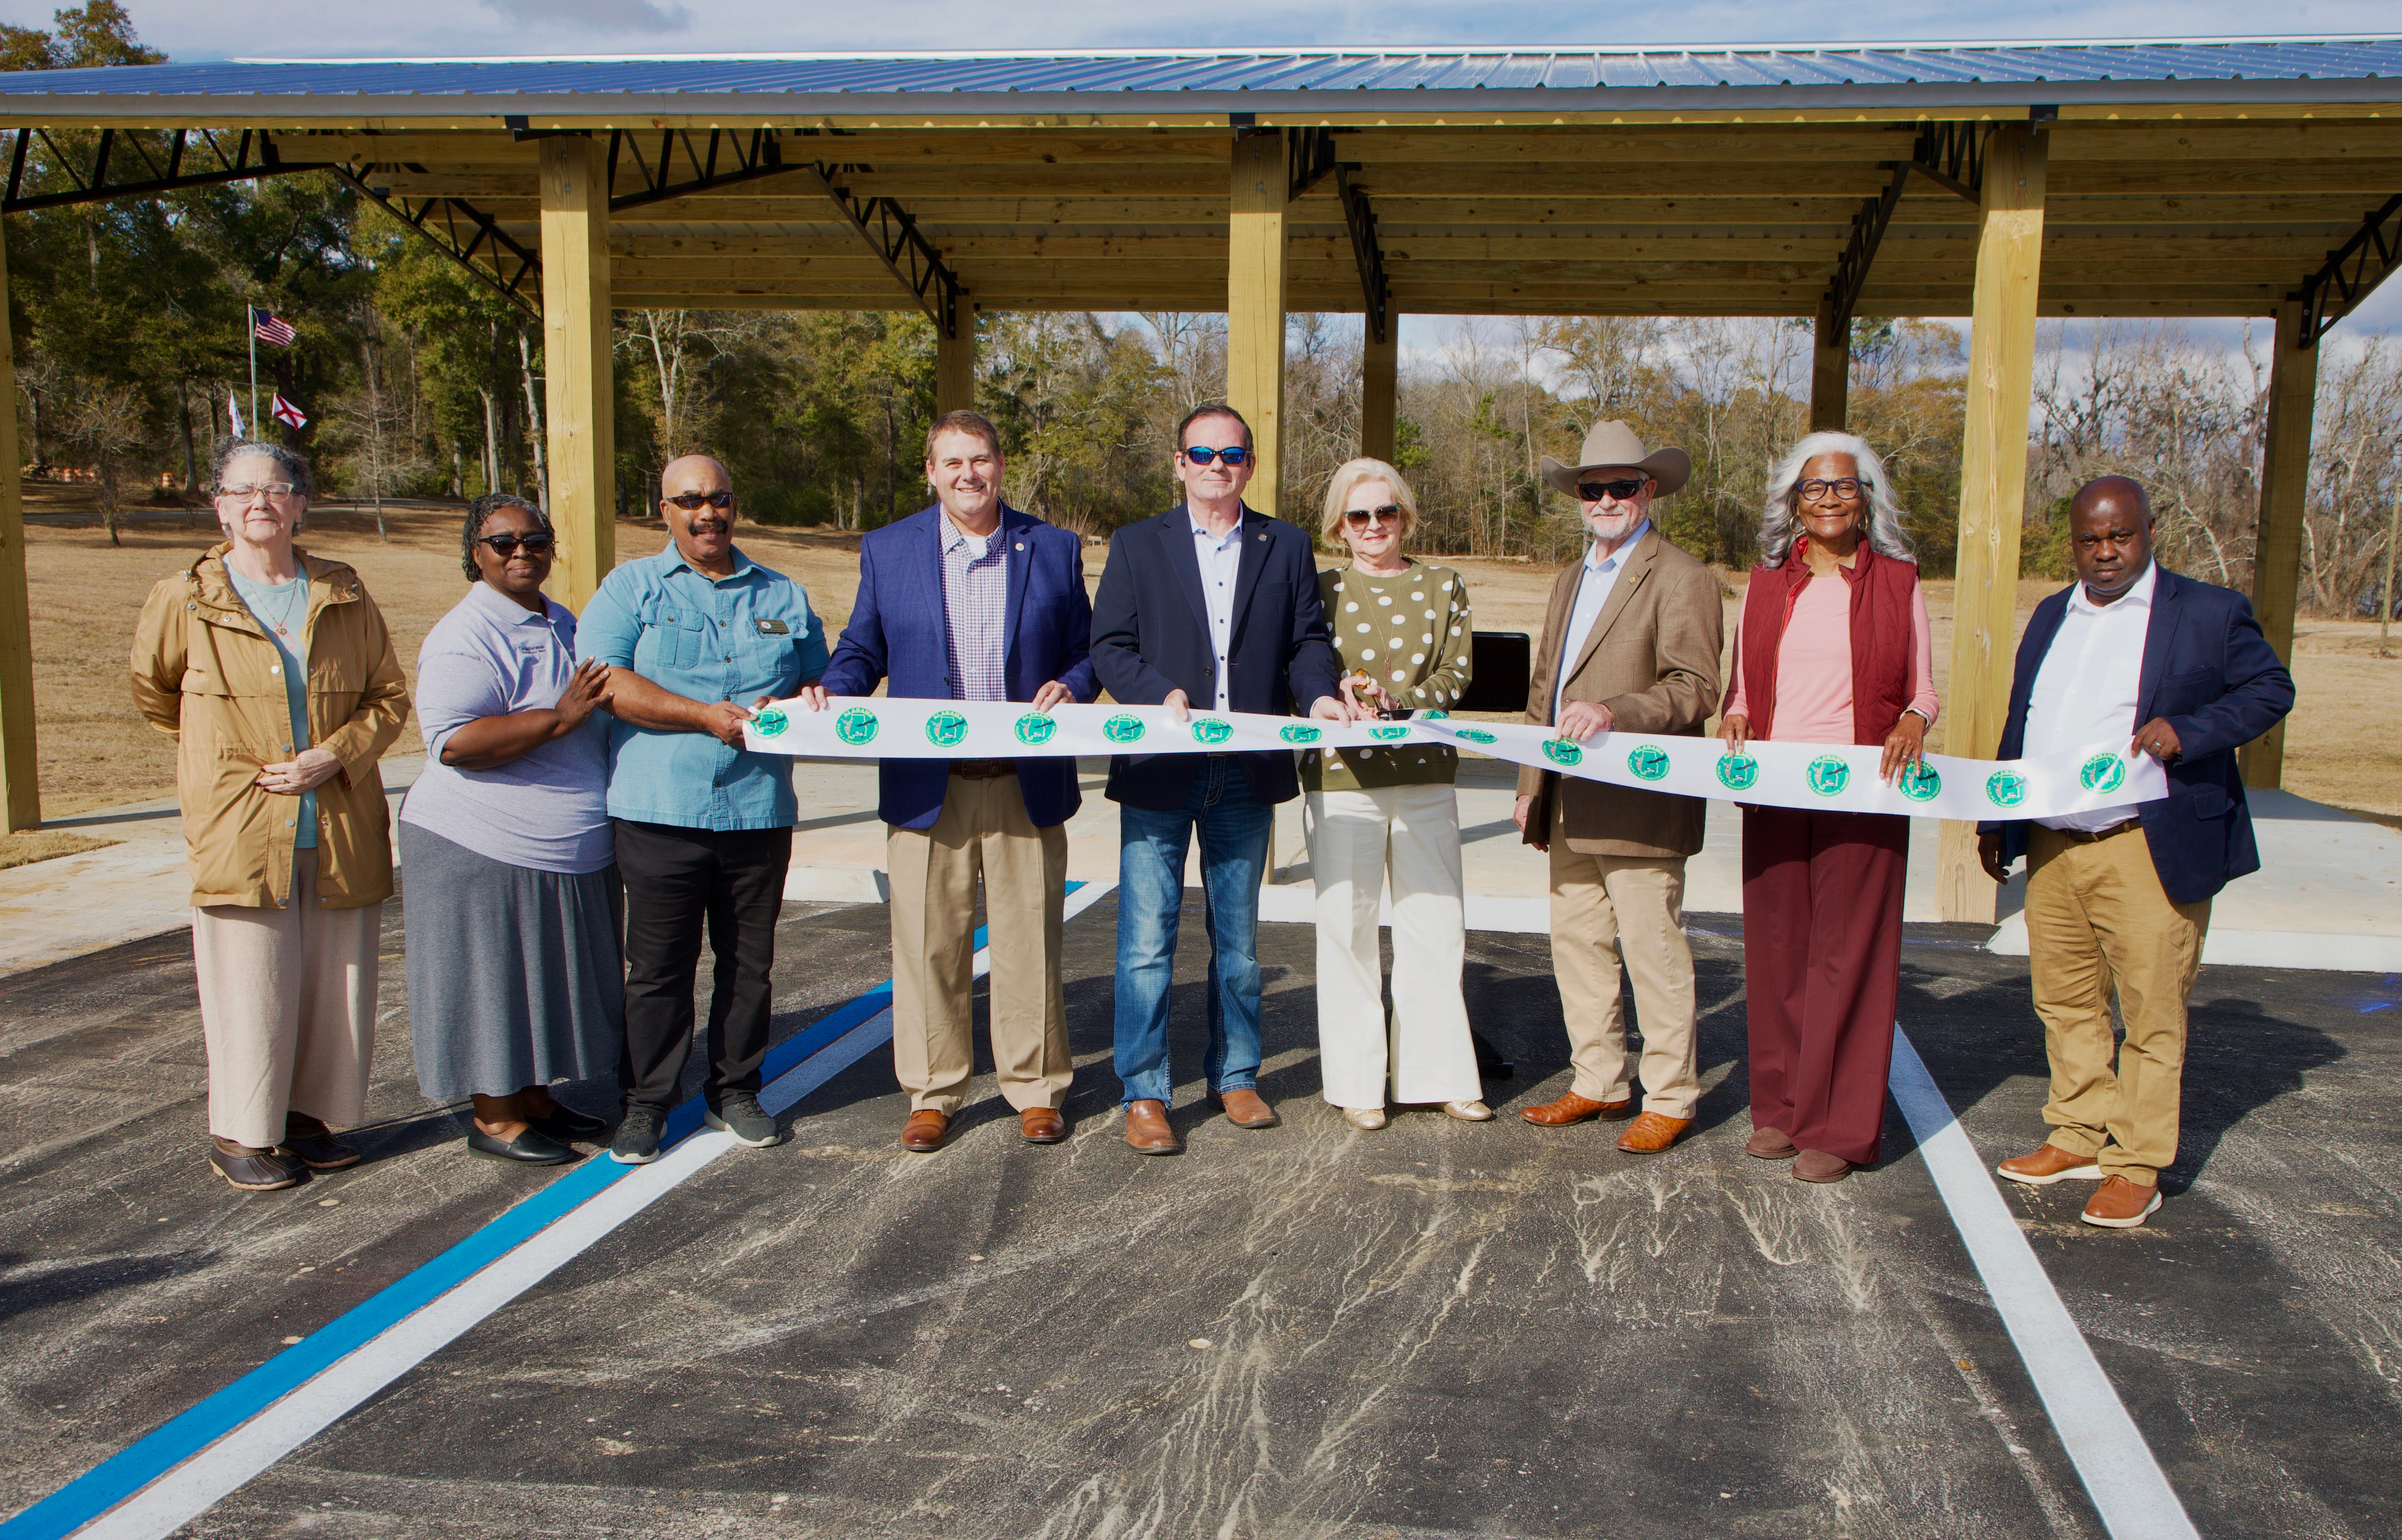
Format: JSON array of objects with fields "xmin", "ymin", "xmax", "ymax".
[
  {"xmin": 466, "ymin": 580, "xmax": 552, "ymax": 625},
  {"xmin": 1188, "ymin": 507, "xmax": 1247, "ymax": 547},
  {"xmin": 1585, "ymin": 519, "xmax": 1651, "ymax": 574},
  {"xmin": 940, "ymin": 510, "xmax": 1003, "ymax": 559},
  {"xmin": 660, "ymin": 536, "xmax": 753, "ymax": 583},
  {"xmin": 2069, "ymin": 557, "xmax": 2157, "ymax": 617}
]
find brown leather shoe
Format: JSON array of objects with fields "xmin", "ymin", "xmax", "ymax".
[
  {"xmin": 1020, "ymin": 1107, "xmax": 1067, "ymax": 1144},
  {"xmin": 1519, "ymin": 1090, "xmax": 1633, "ymax": 1126},
  {"xmin": 1214, "ymin": 1088, "xmax": 1279, "ymax": 1129},
  {"xmin": 2081, "ymin": 1174, "xmax": 2162, "ymax": 1229},
  {"xmin": 1793, "ymin": 1149, "xmax": 1852, "ymax": 1183},
  {"xmin": 1997, "ymin": 1143, "xmax": 2104, "ymax": 1187},
  {"xmin": 1615, "ymin": 1111, "xmax": 1692, "ymax": 1153},
  {"xmin": 1745, "ymin": 1126, "xmax": 1797, "ymax": 1160},
  {"xmin": 901, "ymin": 1109, "xmax": 949, "ymax": 1152},
  {"xmin": 1125, "ymin": 1099, "xmax": 1180, "ymax": 1155}
]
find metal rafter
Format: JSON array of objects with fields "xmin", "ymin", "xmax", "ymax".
[
  {"xmin": 1, "ymin": 126, "xmax": 328, "ymax": 212},
  {"xmin": 330, "ymin": 164, "xmax": 541, "ymax": 316},
  {"xmin": 1289, "ymin": 126, "xmax": 1339, "ymax": 201},
  {"xmin": 2295, "ymin": 192, "xmax": 2402, "ymax": 348},
  {"xmin": 606, "ymin": 127, "xmax": 793, "ymax": 213},
  {"xmin": 803, "ymin": 162, "xmax": 965, "ymax": 337},
  {"xmin": 1823, "ymin": 159, "xmax": 1913, "ymax": 329},
  {"xmin": 1908, "ymin": 120, "xmax": 1988, "ymax": 203},
  {"xmin": 1336, "ymin": 165, "xmax": 1391, "ymax": 344}
]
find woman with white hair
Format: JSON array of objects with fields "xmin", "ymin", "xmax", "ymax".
[
  {"xmin": 1305, "ymin": 458, "xmax": 1488, "ymax": 1130},
  {"xmin": 1719, "ymin": 431, "xmax": 1938, "ymax": 1184}
]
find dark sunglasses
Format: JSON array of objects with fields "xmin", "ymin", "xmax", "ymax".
[
  {"xmin": 478, "ymin": 532, "xmax": 554, "ymax": 558},
  {"xmin": 1344, "ymin": 505, "xmax": 1403, "ymax": 529},
  {"xmin": 665, "ymin": 490, "xmax": 734, "ymax": 510},
  {"xmin": 1182, "ymin": 446, "xmax": 1250, "ymax": 466},
  {"xmin": 1576, "ymin": 478, "xmax": 1649, "ymax": 503},
  {"xmin": 1798, "ymin": 477, "xmax": 1872, "ymax": 501}
]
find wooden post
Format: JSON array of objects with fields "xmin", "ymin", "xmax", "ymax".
[
  {"xmin": 0, "ymin": 214, "xmax": 35, "ymax": 831},
  {"xmin": 935, "ymin": 304, "xmax": 977, "ymax": 417},
  {"xmin": 1810, "ymin": 296, "xmax": 1850, "ymax": 434},
  {"xmin": 1361, "ymin": 320, "xmax": 1398, "ymax": 465},
  {"xmin": 2239, "ymin": 298, "xmax": 2318, "ymax": 790},
  {"xmin": 1937, "ymin": 124, "xmax": 2048, "ymax": 925},
  {"xmin": 539, "ymin": 136, "xmax": 615, "ymax": 613},
  {"xmin": 1226, "ymin": 130, "xmax": 1289, "ymax": 518}
]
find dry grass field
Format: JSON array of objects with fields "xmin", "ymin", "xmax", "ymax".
[{"xmin": 15, "ymin": 483, "xmax": 2401, "ymax": 831}]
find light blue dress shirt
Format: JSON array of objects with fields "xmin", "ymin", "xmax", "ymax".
[
  {"xmin": 1191, "ymin": 510, "xmax": 1245, "ymax": 712},
  {"xmin": 225, "ymin": 567, "xmax": 316, "ymax": 849},
  {"xmin": 576, "ymin": 539, "xmax": 828, "ymax": 832},
  {"xmin": 1552, "ymin": 519, "xmax": 1651, "ymax": 722}
]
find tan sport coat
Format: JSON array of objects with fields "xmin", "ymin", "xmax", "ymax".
[
  {"xmin": 131, "ymin": 545, "xmax": 410, "ymax": 910},
  {"xmin": 1517, "ymin": 525, "xmax": 1723, "ymax": 858}
]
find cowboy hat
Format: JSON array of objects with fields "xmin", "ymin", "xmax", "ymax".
[{"xmin": 1539, "ymin": 420, "xmax": 1691, "ymax": 499}]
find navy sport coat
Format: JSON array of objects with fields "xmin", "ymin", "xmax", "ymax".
[
  {"xmin": 1980, "ymin": 564, "xmax": 2294, "ymax": 905},
  {"xmin": 1089, "ymin": 502, "xmax": 1343, "ymax": 810},
  {"xmin": 818, "ymin": 502, "xmax": 1097, "ymax": 831}
]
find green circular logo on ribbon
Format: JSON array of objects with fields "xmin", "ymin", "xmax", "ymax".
[
  {"xmin": 1370, "ymin": 725, "xmax": 1409, "ymax": 741},
  {"xmin": 1419, "ymin": 709, "xmax": 1448, "ymax": 720},
  {"xmin": 1013, "ymin": 713, "xmax": 1058, "ymax": 747},
  {"xmin": 1103, "ymin": 713, "xmax": 1146, "ymax": 745},
  {"xmin": 1542, "ymin": 738, "xmax": 1583, "ymax": 768},
  {"xmin": 1987, "ymin": 771, "xmax": 2027, "ymax": 808},
  {"xmin": 834, "ymin": 707, "xmax": 879, "ymax": 747},
  {"xmin": 1454, "ymin": 727, "xmax": 1497, "ymax": 745},
  {"xmin": 751, "ymin": 706, "xmax": 788, "ymax": 738},
  {"xmin": 1715, "ymin": 752, "xmax": 1759, "ymax": 791},
  {"xmin": 1896, "ymin": 760, "xmax": 1942, "ymax": 802},
  {"xmin": 2079, "ymin": 753, "xmax": 2126, "ymax": 794},
  {"xmin": 925, "ymin": 710, "xmax": 970, "ymax": 749},
  {"xmin": 1191, "ymin": 717, "xmax": 1234, "ymax": 746},
  {"xmin": 1279, "ymin": 723, "xmax": 1322, "ymax": 745},
  {"xmin": 1807, "ymin": 755, "xmax": 1851, "ymax": 797},
  {"xmin": 1626, "ymin": 744, "xmax": 1670, "ymax": 782}
]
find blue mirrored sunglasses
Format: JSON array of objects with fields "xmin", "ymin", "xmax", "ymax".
[{"xmin": 1182, "ymin": 445, "xmax": 1251, "ymax": 466}]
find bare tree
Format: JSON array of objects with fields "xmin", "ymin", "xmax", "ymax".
[{"xmin": 58, "ymin": 382, "xmax": 149, "ymax": 547}]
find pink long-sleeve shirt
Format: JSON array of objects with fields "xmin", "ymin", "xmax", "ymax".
[{"xmin": 1726, "ymin": 569, "xmax": 1939, "ymax": 742}]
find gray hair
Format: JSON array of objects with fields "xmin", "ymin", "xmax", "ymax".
[
  {"xmin": 211, "ymin": 438, "xmax": 312, "ymax": 500},
  {"xmin": 1758, "ymin": 431, "xmax": 1915, "ymax": 564}
]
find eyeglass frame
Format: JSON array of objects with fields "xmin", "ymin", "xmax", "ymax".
[
  {"xmin": 475, "ymin": 531, "xmax": 556, "ymax": 558},
  {"xmin": 1180, "ymin": 445, "xmax": 1251, "ymax": 467},
  {"xmin": 1342, "ymin": 505, "xmax": 1404, "ymax": 530},
  {"xmin": 215, "ymin": 481, "xmax": 302, "ymax": 500},
  {"xmin": 1796, "ymin": 476, "xmax": 1873, "ymax": 503},
  {"xmin": 662, "ymin": 489, "xmax": 734, "ymax": 511},
  {"xmin": 1575, "ymin": 477, "xmax": 1651, "ymax": 504}
]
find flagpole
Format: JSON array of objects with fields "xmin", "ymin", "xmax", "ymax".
[{"xmin": 247, "ymin": 309, "xmax": 258, "ymax": 437}]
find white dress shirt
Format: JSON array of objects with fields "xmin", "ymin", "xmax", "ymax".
[
  {"xmin": 2025, "ymin": 558, "xmax": 2156, "ymax": 831},
  {"xmin": 1552, "ymin": 520, "xmax": 1650, "ymax": 722},
  {"xmin": 1191, "ymin": 509, "xmax": 1246, "ymax": 713}
]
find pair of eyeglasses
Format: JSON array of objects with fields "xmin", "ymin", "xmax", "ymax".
[
  {"xmin": 1577, "ymin": 478, "xmax": 1648, "ymax": 503},
  {"xmin": 218, "ymin": 481, "xmax": 299, "ymax": 499},
  {"xmin": 1798, "ymin": 477, "xmax": 1871, "ymax": 501},
  {"xmin": 478, "ymin": 532, "xmax": 554, "ymax": 558},
  {"xmin": 665, "ymin": 490, "xmax": 734, "ymax": 510},
  {"xmin": 1182, "ymin": 446, "xmax": 1250, "ymax": 467},
  {"xmin": 1344, "ymin": 505, "xmax": 1402, "ymax": 529}
]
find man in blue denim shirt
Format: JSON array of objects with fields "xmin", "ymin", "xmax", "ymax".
[{"xmin": 577, "ymin": 454, "xmax": 827, "ymax": 1163}]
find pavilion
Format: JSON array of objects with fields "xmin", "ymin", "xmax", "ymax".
[{"xmin": 0, "ymin": 39, "xmax": 2396, "ymax": 918}]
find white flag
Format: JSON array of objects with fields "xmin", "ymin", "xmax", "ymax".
[{"xmin": 227, "ymin": 391, "xmax": 245, "ymax": 437}]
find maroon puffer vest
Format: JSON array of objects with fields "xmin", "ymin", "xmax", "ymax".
[{"xmin": 1729, "ymin": 538, "xmax": 1916, "ymax": 747}]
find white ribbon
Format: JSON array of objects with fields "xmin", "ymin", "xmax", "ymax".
[{"xmin": 743, "ymin": 698, "xmax": 2164, "ymax": 822}]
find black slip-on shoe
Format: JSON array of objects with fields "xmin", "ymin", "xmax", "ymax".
[
  {"xmin": 467, "ymin": 1126, "xmax": 577, "ymax": 1165},
  {"xmin": 527, "ymin": 1104, "xmax": 610, "ymax": 1143},
  {"xmin": 610, "ymin": 1105, "xmax": 665, "ymax": 1165},
  {"xmin": 209, "ymin": 1145, "xmax": 308, "ymax": 1192},
  {"xmin": 704, "ymin": 1092, "xmax": 785, "ymax": 1148}
]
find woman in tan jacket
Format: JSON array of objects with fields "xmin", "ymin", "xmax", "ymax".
[{"xmin": 131, "ymin": 440, "xmax": 410, "ymax": 1191}]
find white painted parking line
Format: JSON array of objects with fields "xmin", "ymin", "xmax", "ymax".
[{"xmin": 1889, "ymin": 1026, "xmax": 2200, "ymax": 1540}]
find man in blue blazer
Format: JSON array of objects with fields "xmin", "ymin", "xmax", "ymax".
[
  {"xmin": 1090, "ymin": 403, "xmax": 1349, "ymax": 1154},
  {"xmin": 1978, "ymin": 476, "xmax": 2293, "ymax": 1229},
  {"xmin": 803, "ymin": 411, "xmax": 1097, "ymax": 1153}
]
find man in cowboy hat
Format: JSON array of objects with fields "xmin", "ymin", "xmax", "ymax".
[{"xmin": 1512, "ymin": 421, "xmax": 1724, "ymax": 1154}]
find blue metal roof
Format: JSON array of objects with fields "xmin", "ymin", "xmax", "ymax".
[{"xmin": 1, "ymin": 39, "xmax": 2399, "ymax": 113}]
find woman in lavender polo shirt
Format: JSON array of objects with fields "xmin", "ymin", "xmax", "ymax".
[{"xmin": 400, "ymin": 494, "xmax": 621, "ymax": 1165}]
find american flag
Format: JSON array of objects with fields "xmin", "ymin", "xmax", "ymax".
[
  {"xmin": 250, "ymin": 307, "xmax": 296, "ymax": 348},
  {"xmin": 270, "ymin": 393, "xmax": 308, "ymax": 430}
]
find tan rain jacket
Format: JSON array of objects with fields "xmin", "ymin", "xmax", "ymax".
[{"xmin": 130, "ymin": 544, "xmax": 411, "ymax": 910}]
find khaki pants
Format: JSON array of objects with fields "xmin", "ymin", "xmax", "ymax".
[
  {"xmin": 2025, "ymin": 823, "xmax": 2211, "ymax": 1185},
  {"xmin": 192, "ymin": 848, "xmax": 382, "ymax": 1149},
  {"xmin": 1547, "ymin": 802, "xmax": 1700, "ymax": 1118},
  {"xmin": 885, "ymin": 772, "xmax": 1072, "ymax": 1116},
  {"xmin": 1305, "ymin": 784, "xmax": 1481, "ymax": 1109}
]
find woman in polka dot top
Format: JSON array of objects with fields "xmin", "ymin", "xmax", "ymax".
[{"xmin": 1302, "ymin": 458, "xmax": 1488, "ymax": 1131}]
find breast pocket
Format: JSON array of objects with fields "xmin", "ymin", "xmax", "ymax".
[{"xmin": 641, "ymin": 606, "xmax": 707, "ymax": 672}]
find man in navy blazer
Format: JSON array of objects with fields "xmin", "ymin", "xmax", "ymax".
[
  {"xmin": 803, "ymin": 411, "xmax": 1097, "ymax": 1153},
  {"xmin": 1978, "ymin": 476, "xmax": 2293, "ymax": 1229},
  {"xmin": 1090, "ymin": 403, "xmax": 1349, "ymax": 1154}
]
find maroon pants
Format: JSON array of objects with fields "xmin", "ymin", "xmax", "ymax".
[{"xmin": 1741, "ymin": 805, "xmax": 1909, "ymax": 1165}]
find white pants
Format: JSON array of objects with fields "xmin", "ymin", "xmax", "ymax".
[{"xmin": 1305, "ymin": 784, "xmax": 1481, "ymax": 1109}]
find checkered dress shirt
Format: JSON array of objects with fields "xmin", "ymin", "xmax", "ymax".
[{"xmin": 939, "ymin": 512, "xmax": 1009, "ymax": 702}]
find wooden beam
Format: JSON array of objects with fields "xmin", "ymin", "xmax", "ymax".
[
  {"xmin": 1809, "ymin": 297, "xmax": 1847, "ymax": 434},
  {"xmin": 1347, "ymin": 165, "xmax": 1897, "ymax": 200},
  {"xmin": 2239, "ymin": 298, "xmax": 2318, "ymax": 791},
  {"xmin": 1939, "ymin": 123, "xmax": 2048, "ymax": 926},
  {"xmin": 1226, "ymin": 130, "xmax": 1289, "ymax": 520},
  {"xmin": 0, "ymin": 215, "xmax": 36, "ymax": 831},
  {"xmin": 538, "ymin": 137, "xmax": 615, "ymax": 613},
  {"xmin": 1362, "ymin": 323, "xmax": 1397, "ymax": 465},
  {"xmin": 936, "ymin": 307, "xmax": 977, "ymax": 416}
]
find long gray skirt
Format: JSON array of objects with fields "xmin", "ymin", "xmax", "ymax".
[{"xmin": 400, "ymin": 821, "xmax": 624, "ymax": 1101}]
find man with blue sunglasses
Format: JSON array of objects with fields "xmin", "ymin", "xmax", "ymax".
[{"xmin": 1091, "ymin": 404, "xmax": 1350, "ymax": 1155}]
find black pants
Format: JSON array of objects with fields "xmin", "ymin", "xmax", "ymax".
[{"xmin": 614, "ymin": 819, "xmax": 792, "ymax": 1113}]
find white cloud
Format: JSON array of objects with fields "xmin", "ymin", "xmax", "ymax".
[{"xmin": 482, "ymin": 0, "xmax": 689, "ymax": 34}]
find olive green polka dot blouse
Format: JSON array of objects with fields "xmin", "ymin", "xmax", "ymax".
[{"xmin": 1303, "ymin": 559, "xmax": 1474, "ymax": 792}]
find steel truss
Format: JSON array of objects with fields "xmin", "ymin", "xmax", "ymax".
[
  {"xmin": 2295, "ymin": 192, "xmax": 2402, "ymax": 348},
  {"xmin": 803, "ymin": 162, "xmax": 964, "ymax": 337},
  {"xmin": 1336, "ymin": 166, "xmax": 1392, "ymax": 343}
]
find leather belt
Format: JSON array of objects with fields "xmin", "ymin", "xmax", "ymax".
[
  {"xmin": 2057, "ymin": 817, "xmax": 2140, "ymax": 844},
  {"xmin": 950, "ymin": 759, "xmax": 1018, "ymax": 780}
]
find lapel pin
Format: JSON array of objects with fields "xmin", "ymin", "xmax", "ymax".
[{"xmin": 1015, "ymin": 542, "xmax": 1025, "ymax": 551}]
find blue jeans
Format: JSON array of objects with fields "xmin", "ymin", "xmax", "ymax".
[{"xmin": 1113, "ymin": 758, "xmax": 1274, "ymax": 1106}]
